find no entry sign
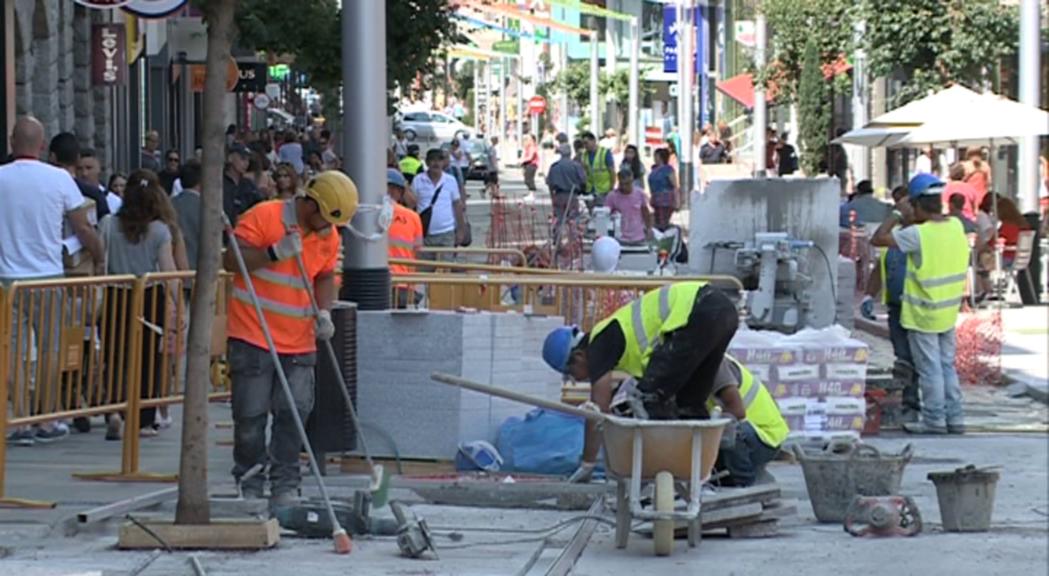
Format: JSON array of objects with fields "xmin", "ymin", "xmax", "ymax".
[{"xmin": 527, "ymin": 95, "xmax": 546, "ymax": 115}]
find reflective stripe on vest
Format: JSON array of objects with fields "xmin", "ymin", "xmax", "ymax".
[
  {"xmin": 591, "ymin": 281, "xmax": 705, "ymax": 378},
  {"xmin": 585, "ymin": 147, "xmax": 613, "ymax": 195},
  {"xmin": 232, "ymin": 286, "xmax": 313, "ymax": 318},
  {"xmin": 901, "ymin": 219, "xmax": 969, "ymax": 333},
  {"xmin": 251, "ymin": 267, "xmax": 308, "ymax": 290},
  {"xmin": 724, "ymin": 355, "xmax": 790, "ymax": 449},
  {"xmin": 390, "ymin": 238, "xmax": 417, "ymax": 250}
]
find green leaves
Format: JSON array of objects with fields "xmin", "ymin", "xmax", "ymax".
[
  {"xmin": 798, "ymin": 35, "xmax": 830, "ymax": 175},
  {"xmin": 761, "ymin": 0, "xmax": 855, "ymax": 102}
]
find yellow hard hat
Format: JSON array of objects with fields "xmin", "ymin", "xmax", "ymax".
[{"xmin": 304, "ymin": 170, "xmax": 358, "ymax": 226}]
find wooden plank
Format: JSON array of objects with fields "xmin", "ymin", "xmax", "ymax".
[
  {"xmin": 118, "ymin": 518, "xmax": 280, "ymax": 550},
  {"xmin": 701, "ymin": 485, "xmax": 781, "ymax": 512},
  {"xmin": 78, "ymin": 487, "xmax": 179, "ymax": 524},
  {"xmin": 339, "ymin": 456, "xmax": 455, "ymax": 476},
  {"xmin": 701, "ymin": 502, "xmax": 763, "ymax": 526},
  {"xmin": 728, "ymin": 519, "xmax": 779, "ymax": 538},
  {"xmin": 545, "ymin": 499, "xmax": 604, "ymax": 576}
]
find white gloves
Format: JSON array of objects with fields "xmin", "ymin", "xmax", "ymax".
[
  {"xmin": 315, "ymin": 309, "xmax": 335, "ymax": 341},
  {"xmin": 567, "ymin": 461, "xmax": 597, "ymax": 484},
  {"xmin": 270, "ymin": 230, "xmax": 303, "ymax": 262}
]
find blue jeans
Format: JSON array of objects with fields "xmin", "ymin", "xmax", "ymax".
[
  {"xmin": 715, "ymin": 421, "xmax": 780, "ymax": 487},
  {"xmin": 887, "ymin": 304, "xmax": 920, "ymax": 412},
  {"xmin": 907, "ymin": 329, "xmax": 963, "ymax": 428}
]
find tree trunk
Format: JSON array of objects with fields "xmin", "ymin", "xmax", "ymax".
[{"xmin": 175, "ymin": 0, "xmax": 237, "ymax": 526}]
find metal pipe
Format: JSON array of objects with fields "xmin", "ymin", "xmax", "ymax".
[
  {"xmin": 850, "ymin": 18, "xmax": 869, "ymax": 182},
  {"xmin": 431, "ymin": 372, "xmax": 608, "ymax": 422},
  {"xmin": 628, "ymin": 17, "xmax": 640, "ymax": 147},
  {"xmin": 560, "ymin": 46, "xmax": 571, "ymax": 138},
  {"xmin": 678, "ymin": 0, "xmax": 694, "ymax": 193},
  {"xmin": 501, "ymin": 57, "xmax": 508, "ymax": 143},
  {"xmin": 752, "ymin": 11, "xmax": 766, "ymax": 177},
  {"xmin": 590, "ymin": 30, "xmax": 600, "ymax": 133},
  {"xmin": 391, "ymin": 272, "xmax": 745, "ymax": 292},
  {"xmin": 516, "ymin": 58, "xmax": 524, "ymax": 148},
  {"xmin": 1018, "ymin": 0, "xmax": 1041, "ymax": 214},
  {"xmin": 342, "ymin": 0, "xmax": 389, "ymax": 308}
]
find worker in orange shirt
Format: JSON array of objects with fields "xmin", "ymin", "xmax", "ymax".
[
  {"xmin": 387, "ymin": 168, "xmax": 423, "ymax": 307},
  {"xmin": 223, "ymin": 171, "xmax": 358, "ymax": 507}
]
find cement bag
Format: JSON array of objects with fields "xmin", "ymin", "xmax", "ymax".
[{"xmin": 496, "ymin": 409, "xmax": 585, "ymax": 475}]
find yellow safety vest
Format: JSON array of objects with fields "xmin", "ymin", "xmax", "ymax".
[
  {"xmin": 708, "ymin": 355, "xmax": 790, "ymax": 449},
  {"xmin": 399, "ymin": 156, "xmax": 423, "ymax": 176},
  {"xmin": 901, "ymin": 219, "xmax": 969, "ymax": 333},
  {"xmin": 584, "ymin": 147, "xmax": 613, "ymax": 196},
  {"xmin": 590, "ymin": 282, "xmax": 705, "ymax": 379}
]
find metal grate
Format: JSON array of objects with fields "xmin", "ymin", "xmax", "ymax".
[{"xmin": 307, "ymin": 301, "xmax": 358, "ymax": 454}]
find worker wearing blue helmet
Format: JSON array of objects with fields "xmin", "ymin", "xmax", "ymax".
[{"xmin": 542, "ymin": 281, "xmax": 739, "ymax": 482}]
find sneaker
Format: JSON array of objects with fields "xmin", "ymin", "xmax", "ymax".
[
  {"xmin": 156, "ymin": 414, "xmax": 173, "ymax": 429},
  {"xmin": 902, "ymin": 422, "xmax": 947, "ymax": 435},
  {"xmin": 947, "ymin": 423, "xmax": 967, "ymax": 435},
  {"xmin": 139, "ymin": 426, "xmax": 159, "ymax": 438},
  {"xmin": 6, "ymin": 428, "xmax": 35, "ymax": 446},
  {"xmin": 73, "ymin": 416, "xmax": 91, "ymax": 434},
  {"xmin": 34, "ymin": 425, "xmax": 70, "ymax": 443}
]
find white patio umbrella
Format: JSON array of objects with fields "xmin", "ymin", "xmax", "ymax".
[
  {"xmin": 891, "ymin": 93, "xmax": 1049, "ymax": 147},
  {"xmin": 832, "ymin": 85, "xmax": 988, "ymax": 146}
]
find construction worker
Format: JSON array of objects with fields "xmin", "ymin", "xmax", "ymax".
[
  {"xmin": 386, "ymin": 167, "xmax": 423, "ymax": 307},
  {"xmin": 224, "ymin": 171, "xmax": 358, "ymax": 506},
  {"xmin": 708, "ymin": 356, "xmax": 789, "ymax": 487},
  {"xmin": 542, "ymin": 281, "xmax": 739, "ymax": 483},
  {"xmin": 872, "ymin": 174, "xmax": 969, "ymax": 435},
  {"xmin": 580, "ymin": 131, "xmax": 614, "ymax": 205},
  {"xmin": 398, "ymin": 144, "xmax": 424, "ymax": 185}
]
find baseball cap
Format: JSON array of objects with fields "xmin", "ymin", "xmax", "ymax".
[
  {"xmin": 387, "ymin": 167, "xmax": 406, "ymax": 188},
  {"xmin": 908, "ymin": 173, "xmax": 945, "ymax": 198}
]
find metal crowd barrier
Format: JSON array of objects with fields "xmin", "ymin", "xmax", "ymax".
[
  {"xmin": 389, "ymin": 268, "xmax": 744, "ymax": 332},
  {"xmin": 0, "ymin": 272, "xmax": 229, "ymax": 508}
]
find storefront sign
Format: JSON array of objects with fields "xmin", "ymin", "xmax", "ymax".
[
  {"xmin": 189, "ymin": 60, "xmax": 266, "ymax": 93},
  {"xmin": 74, "ymin": 0, "xmax": 132, "ymax": 8},
  {"xmin": 92, "ymin": 24, "xmax": 126, "ymax": 86},
  {"xmin": 122, "ymin": 0, "xmax": 187, "ymax": 18}
]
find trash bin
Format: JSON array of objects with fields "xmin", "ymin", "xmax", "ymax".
[{"xmin": 307, "ymin": 301, "xmax": 358, "ymax": 468}]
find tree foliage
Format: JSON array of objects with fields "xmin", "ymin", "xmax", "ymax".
[
  {"xmin": 859, "ymin": 0, "xmax": 1019, "ymax": 106},
  {"xmin": 236, "ymin": 0, "xmax": 463, "ymax": 108},
  {"xmin": 552, "ymin": 61, "xmax": 593, "ymax": 110},
  {"xmin": 798, "ymin": 36, "xmax": 829, "ymax": 175},
  {"xmin": 759, "ymin": 0, "xmax": 854, "ymax": 102}
]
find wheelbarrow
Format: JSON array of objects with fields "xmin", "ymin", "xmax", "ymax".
[{"xmin": 430, "ymin": 372, "xmax": 729, "ymax": 557}]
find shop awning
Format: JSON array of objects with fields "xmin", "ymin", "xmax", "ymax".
[{"xmin": 717, "ymin": 56, "xmax": 852, "ymax": 110}]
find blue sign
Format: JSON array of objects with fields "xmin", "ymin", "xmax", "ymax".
[{"xmin": 663, "ymin": 5, "xmax": 678, "ymax": 73}]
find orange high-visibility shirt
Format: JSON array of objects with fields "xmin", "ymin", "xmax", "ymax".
[
  {"xmin": 388, "ymin": 203, "xmax": 422, "ymax": 276},
  {"xmin": 227, "ymin": 200, "xmax": 340, "ymax": 354}
]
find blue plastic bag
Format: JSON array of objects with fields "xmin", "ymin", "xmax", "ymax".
[{"xmin": 496, "ymin": 409, "xmax": 585, "ymax": 476}]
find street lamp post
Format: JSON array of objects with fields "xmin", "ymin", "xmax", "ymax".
[
  {"xmin": 628, "ymin": 16, "xmax": 640, "ymax": 149},
  {"xmin": 1018, "ymin": 0, "xmax": 1041, "ymax": 215},
  {"xmin": 341, "ymin": 0, "xmax": 389, "ymax": 309},
  {"xmin": 589, "ymin": 29, "xmax": 600, "ymax": 134},
  {"xmin": 752, "ymin": 11, "xmax": 766, "ymax": 177},
  {"xmin": 677, "ymin": 0, "xmax": 694, "ymax": 195}
]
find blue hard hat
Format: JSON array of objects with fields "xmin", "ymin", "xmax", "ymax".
[
  {"xmin": 543, "ymin": 325, "xmax": 583, "ymax": 374},
  {"xmin": 387, "ymin": 168, "xmax": 406, "ymax": 189},
  {"xmin": 908, "ymin": 173, "xmax": 945, "ymax": 199}
]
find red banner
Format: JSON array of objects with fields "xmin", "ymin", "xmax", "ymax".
[{"xmin": 91, "ymin": 24, "xmax": 126, "ymax": 86}]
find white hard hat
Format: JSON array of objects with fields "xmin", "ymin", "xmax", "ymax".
[{"xmin": 592, "ymin": 236, "xmax": 621, "ymax": 273}]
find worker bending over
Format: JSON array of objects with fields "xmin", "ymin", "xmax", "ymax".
[
  {"xmin": 224, "ymin": 171, "xmax": 358, "ymax": 507},
  {"xmin": 708, "ymin": 356, "xmax": 789, "ymax": 487},
  {"xmin": 542, "ymin": 281, "xmax": 739, "ymax": 483}
]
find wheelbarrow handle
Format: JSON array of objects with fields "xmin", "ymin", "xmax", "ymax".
[{"xmin": 430, "ymin": 372, "xmax": 609, "ymax": 423}]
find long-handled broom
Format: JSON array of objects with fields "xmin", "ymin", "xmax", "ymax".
[
  {"xmin": 224, "ymin": 219, "xmax": 353, "ymax": 554},
  {"xmin": 293, "ymin": 252, "xmax": 390, "ymax": 508}
]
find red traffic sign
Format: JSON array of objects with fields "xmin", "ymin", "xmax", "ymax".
[{"xmin": 527, "ymin": 95, "xmax": 547, "ymax": 115}]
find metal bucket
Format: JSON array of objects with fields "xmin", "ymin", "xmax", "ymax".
[
  {"xmin": 928, "ymin": 466, "xmax": 999, "ymax": 532},
  {"xmin": 793, "ymin": 442, "xmax": 914, "ymax": 523}
]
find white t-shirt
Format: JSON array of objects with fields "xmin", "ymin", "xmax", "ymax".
[
  {"xmin": 413, "ymin": 171, "xmax": 461, "ymax": 236},
  {"xmin": 0, "ymin": 159, "xmax": 87, "ymax": 279},
  {"xmin": 106, "ymin": 191, "xmax": 123, "ymax": 215}
]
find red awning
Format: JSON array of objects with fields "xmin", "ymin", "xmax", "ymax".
[
  {"xmin": 716, "ymin": 57, "xmax": 852, "ymax": 110},
  {"xmin": 716, "ymin": 73, "xmax": 776, "ymax": 110}
]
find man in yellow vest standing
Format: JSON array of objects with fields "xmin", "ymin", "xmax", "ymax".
[
  {"xmin": 581, "ymin": 131, "xmax": 614, "ymax": 206},
  {"xmin": 542, "ymin": 282, "xmax": 739, "ymax": 482},
  {"xmin": 872, "ymin": 174, "xmax": 969, "ymax": 435},
  {"xmin": 708, "ymin": 356, "xmax": 789, "ymax": 487}
]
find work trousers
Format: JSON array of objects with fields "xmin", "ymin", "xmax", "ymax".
[
  {"xmin": 887, "ymin": 304, "xmax": 920, "ymax": 413},
  {"xmin": 638, "ymin": 286, "xmax": 739, "ymax": 418},
  {"xmin": 715, "ymin": 421, "xmax": 780, "ymax": 487},
  {"xmin": 523, "ymin": 163, "xmax": 538, "ymax": 192},
  {"xmin": 229, "ymin": 338, "xmax": 316, "ymax": 497},
  {"xmin": 908, "ymin": 329, "xmax": 963, "ymax": 429}
]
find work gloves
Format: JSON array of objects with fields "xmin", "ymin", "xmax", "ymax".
[
  {"xmin": 315, "ymin": 309, "xmax": 335, "ymax": 341},
  {"xmin": 270, "ymin": 230, "xmax": 303, "ymax": 262},
  {"xmin": 567, "ymin": 461, "xmax": 597, "ymax": 484}
]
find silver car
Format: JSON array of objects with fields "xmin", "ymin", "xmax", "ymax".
[{"xmin": 396, "ymin": 111, "xmax": 473, "ymax": 144}]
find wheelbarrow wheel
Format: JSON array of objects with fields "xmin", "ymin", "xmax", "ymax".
[{"xmin": 653, "ymin": 471, "xmax": 675, "ymax": 556}]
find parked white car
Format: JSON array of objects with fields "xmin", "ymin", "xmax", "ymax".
[{"xmin": 396, "ymin": 111, "xmax": 474, "ymax": 144}]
